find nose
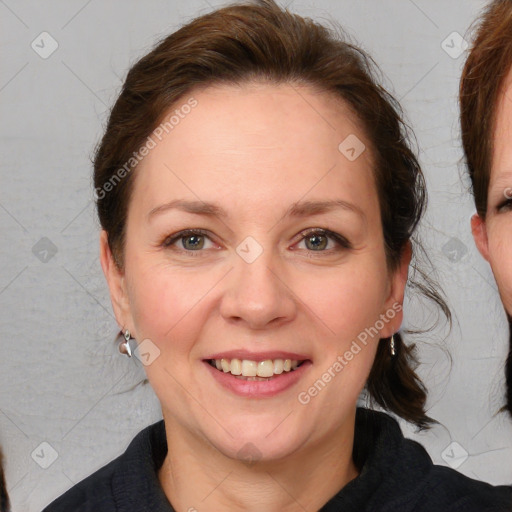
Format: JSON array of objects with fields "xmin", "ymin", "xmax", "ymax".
[{"xmin": 219, "ymin": 248, "xmax": 297, "ymax": 330}]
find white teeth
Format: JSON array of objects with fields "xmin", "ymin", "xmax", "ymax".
[
  {"xmin": 230, "ymin": 358, "xmax": 242, "ymax": 375},
  {"xmin": 257, "ymin": 360, "xmax": 274, "ymax": 377},
  {"xmin": 210, "ymin": 358, "xmax": 305, "ymax": 377},
  {"xmin": 273, "ymin": 359, "xmax": 284, "ymax": 374},
  {"xmin": 241, "ymin": 360, "xmax": 257, "ymax": 377}
]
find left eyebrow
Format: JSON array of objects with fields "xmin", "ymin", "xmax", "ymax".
[{"xmin": 285, "ymin": 199, "xmax": 366, "ymax": 220}]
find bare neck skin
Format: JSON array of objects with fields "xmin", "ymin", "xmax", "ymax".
[{"xmin": 158, "ymin": 408, "xmax": 359, "ymax": 512}]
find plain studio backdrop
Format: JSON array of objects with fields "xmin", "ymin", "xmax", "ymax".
[{"xmin": 1, "ymin": 1, "xmax": 510, "ymax": 510}]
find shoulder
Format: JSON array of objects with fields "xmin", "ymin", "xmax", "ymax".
[
  {"xmin": 386, "ymin": 432, "xmax": 512, "ymax": 511},
  {"xmin": 41, "ymin": 457, "xmax": 118, "ymax": 511},
  {"xmin": 416, "ymin": 464, "xmax": 512, "ymax": 512},
  {"xmin": 353, "ymin": 409, "xmax": 512, "ymax": 512},
  {"xmin": 41, "ymin": 420, "xmax": 167, "ymax": 512}
]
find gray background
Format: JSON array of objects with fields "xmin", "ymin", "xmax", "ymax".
[{"xmin": 1, "ymin": 1, "xmax": 511, "ymax": 510}]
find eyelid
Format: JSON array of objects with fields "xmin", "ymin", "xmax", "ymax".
[
  {"xmin": 295, "ymin": 227, "xmax": 352, "ymax": 250},
  {"xmin": 161, "ymin": 227, "xmax": 352, "ymax": 252},
  {"xmin": 162, "ymin": 228, "xmax": 214, "ymax": 248},
  {"xmin": 496, "ymin": 197, "xmax": 512, "ymax": 212}
]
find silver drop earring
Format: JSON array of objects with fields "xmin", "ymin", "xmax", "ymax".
[
  {"xmin": 119, "ymin": 329, "xmax": 133, "ymax": 357},
  {"xmin": 390, "ymin": 335, "xmax": 396, "ymax": 357}
]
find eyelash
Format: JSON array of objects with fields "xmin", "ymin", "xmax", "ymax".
[
  {"xmin": 497, "ymin": 198, "xmax": 512, "ymax": 213},
  {"xmin": 161, "ymin": 228, "xmax": 352, "ymax": 256}
]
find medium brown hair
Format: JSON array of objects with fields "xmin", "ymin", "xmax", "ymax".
[
  {"xmin": 0, "ymin": 448, "xmax": 9, "ymax": 512},
  {"xmin": 95, "ymin": 0, "xmax": 449, "ymax": 428},
  {"xmin": 460, "ymin": 0, "xmax": 512, "ymax": 415}
]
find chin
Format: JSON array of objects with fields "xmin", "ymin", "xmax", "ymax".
[{"xmin": 207, "ymin": 422, "xmax": 306, "ymax": 463}]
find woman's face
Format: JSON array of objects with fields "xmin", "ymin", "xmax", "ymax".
[
  {"xmin": 101, "ymin": 82, "xmax": 408, "ymax": 461},
  {"xmin": 472, "ymin": 69, "xmax": 512, "ymax": 315}
]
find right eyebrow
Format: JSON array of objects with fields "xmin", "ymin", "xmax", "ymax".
[{"xmin": 147, "ymin": 200, "xmax": 228, "ymax": 221}]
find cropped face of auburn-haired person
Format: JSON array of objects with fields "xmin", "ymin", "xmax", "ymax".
[{"xmin": 460, "ymin": 0, "xmax": 512, "ymax": 414}]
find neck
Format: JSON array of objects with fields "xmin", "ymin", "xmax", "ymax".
[{"xmin": 158, "ymin": 410, "xmax": 359, "ymax": 512}]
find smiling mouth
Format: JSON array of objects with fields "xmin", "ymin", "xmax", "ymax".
[{"xmin": 207, "ymin": 358, "xmax": 307, "ymax": 381}]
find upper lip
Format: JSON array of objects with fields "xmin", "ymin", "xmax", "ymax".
[{"xmin": 204, "ymin": 350, "xmax": 311, "ymax": 362}]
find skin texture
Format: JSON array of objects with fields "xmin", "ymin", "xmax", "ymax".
[
  {"xmin": 100, "ymin": 82, "xmax": 410, "ymax": 512},
  {"xmin": 472, "ymin": 68, "xmax": 512, "ymax": 316}
]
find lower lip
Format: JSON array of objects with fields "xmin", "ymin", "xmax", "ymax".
[{"xmin": 203, "ymin": 360, "xmax": 312, "ymax": 398}]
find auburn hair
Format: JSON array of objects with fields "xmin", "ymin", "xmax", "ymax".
[{"xmin": 460, "ymin": 0, "xmax": 512, "ymax": 415}]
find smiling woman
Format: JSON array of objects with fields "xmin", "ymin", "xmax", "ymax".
[{"xmin": 42, "ymin": 1, "xmax": 512, "ymax": 511}]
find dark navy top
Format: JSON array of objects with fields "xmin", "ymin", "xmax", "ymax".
[{"xmin": 42, "ymin": 408, "xmax": 512, "ymax": 511}]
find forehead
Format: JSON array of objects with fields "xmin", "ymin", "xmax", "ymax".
[{"xmin": 132, "ymin": 82, "xmax": 377, "ymax": 217}]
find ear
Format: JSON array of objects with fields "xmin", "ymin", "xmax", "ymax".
[
  {"xmin": 381, "ymin": 241, "xmax": 412, "ymax": 338},
  {"xmin": 470, "ymin": 213, "xmax": 490, "ymax": 262},
  {"xmin": 99, "ymin": 230, "xmax": 133, "ymax": 332}
]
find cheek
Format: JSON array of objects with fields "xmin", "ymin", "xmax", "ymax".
[
  {"xmin": 126, "ymin": 261, "xmax": 217, "ymax": 346},
  {"xmin": 297, "ymin": 259, "xmax": 391, "ymax": 351},
  {"xmin": 487, "ymin": 225, "xmax": 512, "ymax": 313}
]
